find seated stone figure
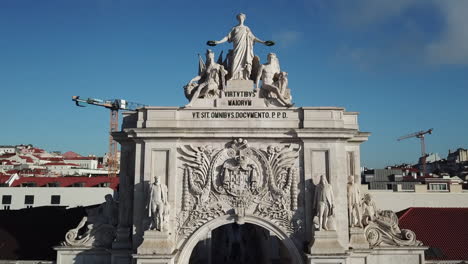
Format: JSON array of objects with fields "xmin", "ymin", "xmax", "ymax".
[
  {"xmin": 255, "ymin": 53, "xmax": 293, "ymax": 107},
  {"xmin": 361, "ymin": 193, "xmax": 422, "ymax": 247},
  {"xmin": 62, "ymin": 194, "xmax": 118, "ymax": 248},
  {"xmin": 184, "ymin": 49, "xmax": 227, "ymax": 106}
]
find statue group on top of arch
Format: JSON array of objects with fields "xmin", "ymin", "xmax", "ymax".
[{"xmin": 184, "ymin": 13, "xmax": 293, "ymax": 107}]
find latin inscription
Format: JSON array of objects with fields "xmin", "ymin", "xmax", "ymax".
[
  {"xmin": 228, "ymin": 100, "xmax": 251, "ymax": 106},
  {"xmin": 191, "ymin": 111, "xmax": 287, "ymax": 119},
  {"xmin": 224, "ymin": 91, "xmax": 255, "ymax": 106},
  {"xmin": 224, "ymin": 91, "xmax": 256, "ymax": 97}
]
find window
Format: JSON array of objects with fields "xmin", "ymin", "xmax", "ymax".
[
  {"xmin": 387, "ymin": 184, "xmax": 393, "ymax": 190},
  {"xmin": 71, "ymin": 182, "xmax": 85, "ymax": 187},
  {"xmin": 21, "ymin": 182, "xmax": 37, "ymax": 187},
  {"xmin": 24, "ymin": 195, "xmax": 34, "ymax": 204},
  {"xmin": 3, "ymin": 205, "xmax": 10, "ymax": 210},
  {"xmin": 2, "ymin": 195, "xmax": 12, "ymax": 204},
  {"xmin": 51, "ymin": 195, "xmax": 61, "ymax": 205},
  {"xmin": 96, "ymin": 182, "xmax": 110, "ymax": 187},
  {"xmin": 47, "ymin": 182, "xmax": 60, "ymax": 187},
  {"xmin": 428, "ymin": 183, "xmax": 448, "ymax": 191}
]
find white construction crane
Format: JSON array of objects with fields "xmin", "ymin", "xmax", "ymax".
[
  {"xmin": 397, "ymin": 128, "xmax": 433, "ymax": 175},
  {"xmin": 72, "ymin": 96, "xmax": 145, "ymax": 177}
]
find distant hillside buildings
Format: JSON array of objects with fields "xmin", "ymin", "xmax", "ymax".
[
  {"xmin": 362, "ymin": 147, "xmax": 468, "ymax": 192},
  {"xmin": 0, "ymin": 144, "xmax": 119, "ymax": 210},
  {"xmin": 0, "ymin": 144, "xmax": 117, "ymax": 178}
]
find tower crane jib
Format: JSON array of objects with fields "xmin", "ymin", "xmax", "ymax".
[{"xmin": 72, "ymin": 96, "xmax": 146, "ymax": 177}]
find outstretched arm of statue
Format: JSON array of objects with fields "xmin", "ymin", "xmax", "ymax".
[
  {"xmin": 254, "ymin": 36, "xmax": 275, "ymax": 46},
  {"xmin": 207, "ymin": 36, "xmax": 228, "ymax": 46}
]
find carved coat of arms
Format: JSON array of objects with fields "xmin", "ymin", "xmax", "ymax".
[
  {"xmin": 176, "ymin": 138, "xmax": 302, "ymax": 240},
  {"xmin": 221, "ymin": 155, "xmax": 260, "ymax": 197}
]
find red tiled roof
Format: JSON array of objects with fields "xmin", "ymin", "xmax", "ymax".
[
  {"xmin": 40, "ymin": 157, "xmax": 64, "ymax": 162},
  {"xmin": 0, "ymin": 175, "xmax": 119, "ymax": 189},
  {"xmin": 19, "ymin": 156, "xmax": 34, "ymax": 163},
  {"xmin": 44, "ymin": 162, "xmax": 79, "ymax": 166},
  {"xmin": 398, "ymin": 207, "xmax": 468, "ymax": 260},
  {"xmin": 62, "ymin": 151, "xmax": 81, "ymax": 158},
  {"xmin": 32, "ymin": 148, "xmax": 44, "ymax": 153},
  {"xmin": 0, "ymin": 153, "xmax": 16, "ymax": 159},
  {"xmin": 64, "ymin": 157, "xmax": 95, "ymax": 160},
  {"xmin": 0, "ymin": 160, "xmax": 16, "ymax": 165}
]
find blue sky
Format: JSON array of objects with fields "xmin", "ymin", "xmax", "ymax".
[{"xmin": 1, "ymin": 0, "xmax": 467, "ymax": 168}]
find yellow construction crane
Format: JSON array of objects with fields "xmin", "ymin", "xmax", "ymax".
[
  {"xmin": 72, "ymin": 96, "xmax": 145, "ymax": 177},
  {"xmin": 397, "ymin": 128, "xmax": 433, "ymax": 175}
]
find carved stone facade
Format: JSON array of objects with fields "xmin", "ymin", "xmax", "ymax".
[
  {"xmin": 56, "ymin": 13, "xmax": 427, "ymax": 264},
  {"xmin": 176, "ymin": 139, "xmax": 302, "ymax": 241}
]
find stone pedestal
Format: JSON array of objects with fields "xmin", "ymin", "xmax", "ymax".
[
  {"xmin": 55, "ymin": 246, "xmax": 111, "ymax": 264},
  {"xmin": 225, "ymin": 79, "xmax": 254, "ymax": 91},
  {"xmin": 134, "ymin": 231, "xmax": 175, "ymax": 264},
  {"xmin": 347, "ymin": 247, "xmax": 427, "ymax": 264},
  {"xmin": 309, "ymin": 230, "xmax": 346, "ymax": 255},
  {"xmin": 137, "ymin": 231, "xmax": 175, "ymax": 255},
  {"xmin": 134, "ymin": 254, "xmax": 176, "ymax": 264},
  {"xmin": 349, "ymin": 227, "xmax": 369, "ymax": 249},
  {"xmin": 307, "ymin": 231, "xmax": 348, "ymax": 264},
  {"xmin": 306, "ymin": 254, "xmax": 348, "ymax": 264}
]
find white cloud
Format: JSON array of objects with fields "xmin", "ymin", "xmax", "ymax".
[
  {"xmin": 425, "ymin": 1, "xmax": 468, "ymax": 65},
  {"xmin": 332, "ymin": 0, "xmax": 423, "ymax": 28},
  {"xmin": 320, "ymin": 0, "xmax": 468, "ymax": 66}
]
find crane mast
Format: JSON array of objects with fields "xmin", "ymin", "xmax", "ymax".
[
  {"xmin": 72, "ymin": 96, "xmax": 145, "ymax": 177},
  {"xmin": 397, "ymin": 128, "xmax": 433, "ymax": 175}
]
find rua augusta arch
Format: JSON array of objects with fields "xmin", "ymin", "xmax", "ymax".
[{"xmin": 55, "ymin": 13, "xmax": 426, "ymax": 264}]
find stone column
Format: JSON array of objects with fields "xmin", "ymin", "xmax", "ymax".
[
  {"xmin": 111, "ymin": 140, "xmax": 136, "ymax": 264},
  {"xmin": 113, "ymin": 140, "xmax": 136, "ymax": 248}
]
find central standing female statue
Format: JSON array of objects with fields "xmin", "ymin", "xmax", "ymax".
[{"xmin": 208, "ymin": 13, "xmax": 274, "ymax": 80}]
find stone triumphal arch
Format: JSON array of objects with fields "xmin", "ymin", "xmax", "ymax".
[{"xmin": 56, "ymin": 13, "xmax": 426, "ymax": 264}]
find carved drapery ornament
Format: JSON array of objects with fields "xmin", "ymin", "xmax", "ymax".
[
  {"xmin": 176, "ymin": 139, "xmax": 301, "ymax": 241},
  {"xmin": 61, "ymin": 195, "xmax": 118, "ymax": 248},
  {"xmin": 360, "ymin": 194, "xmax": 422, "ymax": 247}
]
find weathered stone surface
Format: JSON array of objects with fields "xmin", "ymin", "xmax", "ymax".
[
  {"xmin": 55, "ymin": 246, "xmax": 111, "ymax": 264},
  {"xmin": 309, "ymin": 230, "xmax": 346, "ymax": 254},
  {"xmin": 137, "ymin": 231, "xmax": 175, "ymax": 255},
  {"xmin": 349, "ymin": 227, "xmax": 369, "ymax": 249}
]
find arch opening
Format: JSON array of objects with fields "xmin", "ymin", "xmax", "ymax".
[
  {"xmin": 177, "ymin": 215, "xmax": 304, "ymax": 264},
  {"xmin": 189, "ymin": 223, "xmax": 291, "ymax": 264}
]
